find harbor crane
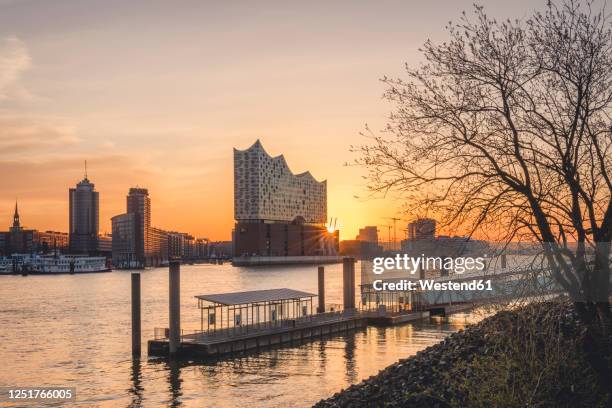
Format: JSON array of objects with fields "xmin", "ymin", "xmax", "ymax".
[{"xmin": 381, "ymin": 217, "xmax": 402, "ymax": 250}]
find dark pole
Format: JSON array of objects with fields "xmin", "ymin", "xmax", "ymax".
[
  {"xmin": 317, "ymin": 266, "xmax": 325, "ymax": 313},
  {"xmin": 169, "ymin": 260, "xmax": 181, "ymax": 356},
  {"xmin": 131, "ymin": 273, "xmax": 141, "ymax": 357},
  {"xmin": 343, "ymin": 257, "xmax": 356, "ymax": 311}
]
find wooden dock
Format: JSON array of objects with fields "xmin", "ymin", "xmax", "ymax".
[
  {"xmin": 364, "ymin": 310, "xmax": 431, "ymax": 325},
  {"xmin": 144, "ymin": 261, "xmax": 480, "ymax": 359},
  {"xmin": 148, "ymin": 312, "xmax": 368, "ymax": 358},
  {"xmin": 427, "ymin": 303, "xmax": 476, "ymax": 317},
  {"xmin": 148, "ymin": 304, "xmax": 475, "ymax": 358}
]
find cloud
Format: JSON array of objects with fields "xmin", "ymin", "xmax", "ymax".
[
  {"xmin": 0, "ymin": 113, "xmax": 80, "ymax": 154},
  {"xmin": 100, "ymin": 140, "xmax": 115, "ymax": 149},
  {"xmin": 0, "ymin": 36, "xmax": 31, "ymax": 100}
]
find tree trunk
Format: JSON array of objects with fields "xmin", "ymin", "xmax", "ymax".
[{"xmin": 574, "ymin": 301, "xmax": 611, "ymax": 393}]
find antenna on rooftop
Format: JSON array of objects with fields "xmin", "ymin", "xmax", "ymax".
[{"xmin": 84, "ymin": 160, "xmax": 88, "ymax": 179}]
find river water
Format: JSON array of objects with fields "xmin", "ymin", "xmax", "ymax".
[{"xmin": 0, "ymin": 262, "xmax": 480, "ymax": 407}]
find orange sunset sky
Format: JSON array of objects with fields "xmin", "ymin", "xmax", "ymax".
[{"xmin": 0, "ymin": 0, "xmax": 538, "ymax": 241}]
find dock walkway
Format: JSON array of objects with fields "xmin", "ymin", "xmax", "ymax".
[
  {"xmin": 149, "ymin": 310, "xmax": 368, "ymax": 357},
  {"xmin": 148, "ymin": 304, "xmax": 472, "ymax": 358}
]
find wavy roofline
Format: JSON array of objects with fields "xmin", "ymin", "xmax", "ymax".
[{"xmin": 234, "ymin": 139, "xmax": 327, "ymax": 184}]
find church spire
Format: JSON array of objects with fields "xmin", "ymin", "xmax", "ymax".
[{"xmin": 13, "ymin": 200, "xmax": 20, "ymax": 228}]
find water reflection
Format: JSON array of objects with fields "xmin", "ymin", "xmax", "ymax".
[
  {"xmin": 167, "ymin": 360, "xmax": 182, "ymax": 408},
  {"xmin": 343, "ymin": 334, "xmax": 357, "ymax": 384},
  {"xmin": 128, "ymin": 359, "xmax": 143, "ymax": 408},
  {"xmin": 157, "ymin": 316, "xmax": 478, "ymax": 408}
]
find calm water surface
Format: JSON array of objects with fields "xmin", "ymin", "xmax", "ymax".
[{"xmin": 0, "ymin": 263, "xmax": 481, "ymax": 407}]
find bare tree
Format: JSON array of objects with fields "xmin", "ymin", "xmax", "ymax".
[{"xmin": 356, "ymin": 0, "xmax": 611, "ymax": 331}]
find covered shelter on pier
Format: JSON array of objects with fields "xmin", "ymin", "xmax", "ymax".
[
  {"xmin": 360, "ymin": 279, "xmax": 417, "ymax": 313},
  {"xmin": 195, "ymin": 288, "xmax": 316, "ymax": 335}
]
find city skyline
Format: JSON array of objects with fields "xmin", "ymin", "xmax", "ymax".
[{"xmin": 0, "ymin": 0, "xmax": 542, "ymax": 240}]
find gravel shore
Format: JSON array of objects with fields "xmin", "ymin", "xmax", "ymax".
[{"xmin": 314, "ymin": 301, "xmax": 609, "ymax": 408}]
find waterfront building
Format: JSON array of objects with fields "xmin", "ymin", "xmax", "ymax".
[
  {"xmin": 149, "ymin": 227, "xmax": 168, "ymax": 266},
  {"xmin": 194, "ymin": 238, "xmax": 209, "ymax": 259},
  {"xmin": 167, "ymin": 232, "xmax": 209, "ymax": 260},
  {"xmin": 167, "ymin": 231, "xmax": 187, "ymax": 259},
  {"xmin": 4, "ymin": 202, "xmax": 34, "ymax": 253},
  {"xmin": 126, "ymin": 187, "xmax": 151, "ymax": 263},
  {"xmin": 400, "ymin": 218, "xmax": 489, "ymax": 274},
  {"xmin": 34, "ymin": 230, "xmax": 69, "ymax": 253},
  {"xmin": 208, "ymin": 240, "xmax": 233, "ymax": 258},
  {"xmin": 357, "ymin": 226, "xmax": 379, "ymax": 243},
  {"xmin": 340, "ymin": 240, "xmax": 383, "ymax": 259},
  {"xmin": 0, "ymin": 202, "xmax": 69, "ymax": 255},
  {"xmin": 407, "ymin": 218, "xmax": 436, "ymax": 241},
  {"xmin": 111, "ymin": 213, "xmax": 137, "ymax": 267},
  {"xmin": 340, "ymin": 226, "xmax": 382, "ymax": 259},
  {"xmin": 69, "ymin": 171, "xmax": 100, "ymax": 254},
  {"xmin": 96, "ymin": 233, "xmax": 112, "ymax": 257},
  {"xmin": 233, "ymin": 140, "xmax": 338, "ymax": 257},
  {"xmin": 111, "ymin": 188, "xmax": 171, "ymax": 268}
]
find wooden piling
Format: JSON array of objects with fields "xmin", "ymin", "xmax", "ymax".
[
  {"xmin": 169, "ymin": 260, "xmax": 181, "ymax": 355},
  {"xmin": 343, "ymin": 257, "xmax": 355, "ymax": 310},
  {"xmin": 317, "ymin": 266, "xmax": 325, "ymax": 313},
  {"xmin": 131, "ymin": 273, "xmax": 141, "ymax": 357}
]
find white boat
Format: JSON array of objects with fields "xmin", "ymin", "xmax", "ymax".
[{"xmin": 0, "ymin": 253, "xmax": 110, "ymax": 274}]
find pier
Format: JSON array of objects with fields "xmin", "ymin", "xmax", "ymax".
[
  {"xmin": 146, "ymin": 259, "xmax": 476, "ymax": 358},
  {"xmin": 148, "ymin": 276, "xmax": 370, "ymax": 358}
]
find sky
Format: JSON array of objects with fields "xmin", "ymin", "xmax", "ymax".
[{"xmin": 0, "ymin": 0, "xmax": 541, "ymax": 241}]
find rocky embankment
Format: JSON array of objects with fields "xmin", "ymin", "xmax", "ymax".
[{"xmin": 315, "ymin": 300, "xmax": 610, "ymax": 408}]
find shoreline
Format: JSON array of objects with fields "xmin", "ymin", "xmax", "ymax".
[{"xmin": 315, "ymin": 299, "xmax": 610, "ymax": 407}]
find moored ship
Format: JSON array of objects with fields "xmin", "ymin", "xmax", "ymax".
[{"xmin": 0, "ymin": 253, "xmax": 110, "ymax": 274}]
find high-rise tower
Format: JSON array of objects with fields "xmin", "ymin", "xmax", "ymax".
[
  {"xmin": 69, "ymin": 163, "xmax": 99, "ymax": 254},
  {"xmin": 112, "ymin": 187, "xmax": 167, "ymax": 268},
  {"xmin": 127, "ymin": 187, "xmax": 151, "ymax": 263}
]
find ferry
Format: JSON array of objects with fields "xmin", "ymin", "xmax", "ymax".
[{"xmin": 0, "ymin": 253, "xmax": 111, "ymax": 275}]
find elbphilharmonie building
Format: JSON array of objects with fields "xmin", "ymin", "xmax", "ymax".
[{"xmin": 233, "ymin": 140, "xmax": 338, "ymax": 261}]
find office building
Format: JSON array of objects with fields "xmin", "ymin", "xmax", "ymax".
[
  {"xmin": 34, "ymin": 230, "xmax": 69, "ymax": 253},
  {"xmin": 69, "ymin": 171, "xmax": 99, "ymax": 254},
  {"xmin": 339, "ymin": 225, "xmax": 382, "ymax": 259},
  {"xmin": 167, "ymin": 231, "xmax": 210, "ymax": 260},
  {"xmin": 149, "ymin": 227, "xmax": 168, "ymax": 266},
  {"xmin": 126, "ymin": 187, "xmax": 151, "ymax": 264},
  {"xmin": 407, "ymin": 218, "xmax": 436, "ymax": 241},
  {"xmin": 357, "ymin": 226, "xmax": 378, "ymax": 243},
  {"xmin": 111, "ymin": 213, "xmax": 137, "ymax": 267},
  {"xmin": 96, "ymin": 233, "xmax": 112, "ymax": 257},
  {"xmin": 208, "ymin": 240, "xmax": 233, "ymax": 258},
  {"xmin": 111, "ymin": 188, "xmax": 168, "ymax": 268},
  {"xmin": 401, "ymin": 218, "xmax": 488, "ymax": 261}
]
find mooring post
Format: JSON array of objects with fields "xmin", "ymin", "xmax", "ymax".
[
  {"xmin": 317, "ymin": 266, "xmax": 325, "ymax": 313},
  {"xmin": 131, "ymin": 273, "xmax": 141, "ymax": 357},
  {"xmin": 169, "ymin": 260, "xmax": 181, "ymax": 356},
  {"xmin": 342, "ymin": 257, "xmax": 356, "ymax": 311}
]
